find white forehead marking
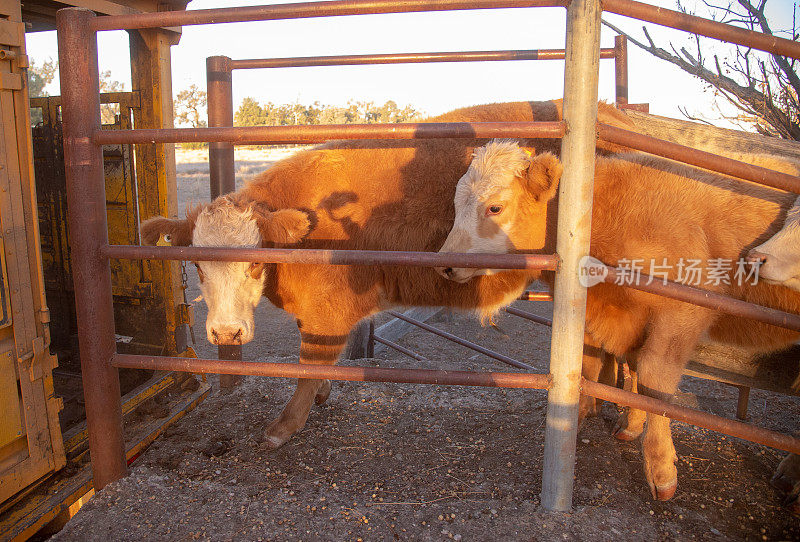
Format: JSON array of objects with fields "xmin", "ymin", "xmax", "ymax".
[
  {"xmin": 466, "ymin": 139, "xmax": 529, "ymax": 194},
  {"xmin": 193, "ymin": 199, "xmax": 261, "ymax": 247}
]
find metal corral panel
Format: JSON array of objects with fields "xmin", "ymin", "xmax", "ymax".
[{"xmin": 0, "ymin": 0, "xmax": 65, "ymax": 506}]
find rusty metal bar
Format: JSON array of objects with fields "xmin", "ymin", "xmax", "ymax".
[
  {"xmin": 386, "ymin": 310, "xmax": 536, "ymax": 370},
  {"xmin": 56, "ymin": 7, "xmax": 127, "ymax": 489},
  {"xmin": 91, "ymin": 0, "xmax": 567, "ymax": 31},
  {"xmin": 613, "ymin": 34, "xmax": 628, "ymax": 106},
  {"xmin": 92, "ymin": 121, "xmax": 567, "ymax": 145},
  {"xmin": 229, "ymin": 49, "xmax": 617, "ymax": 70},
  {"xmin": 373, "ymin": 335, "xmax": 427, "ymax": 362},
  {"xmin": 542, "ymin": 0, "xmax": 601, "ymax": 512},
  {"xmin": 504, "ymin": 306, "xmax": 553, "ymax": 327},
  {"xmin": 207, "ymin": 56, "xmax": 235, "ymax": 200},
  {"xmin": 108, "ymin": 350, "xmax": 800, "ymax": 456},
  {"xmin": 518, "ymin": 290, "xmax": 553, "ymax": 301},
  {"xmin": 602, "ymin": 266, "xmax": 800, "ymax": 332},
  {"xmin": 89, "ymin": 0, "xmax": 800, "ymax": 60},
  {"xmin": 598, "ymin": 123, "xmax": 800, "ymax": 194},
  {"xmin": 112, "ymin": 354, "xmax": 551, "ymax": 389},
  {"xmin": 103, "ymin": 244, "xmax": 561, "ymax": 270},
  {"xmin": 206, "ymin": 55, "xmax": 241, "ymax": 390},
  {"xmin": 582, "ymin": 379, "xmax": 800, "ymax": 455},
  {"xmin": 603, "ymin": 0, "xmax": 800, "ymax": 60}
]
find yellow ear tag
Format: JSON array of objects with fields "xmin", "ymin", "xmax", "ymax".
[
  {"xmin": 523, "ymin": 149, "xmax": 534, "ymax": 158},
  {"xmin": 157, "ymin": 233, "xmax": 173, "ymax": 247}
]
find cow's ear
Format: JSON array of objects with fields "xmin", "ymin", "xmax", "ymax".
[
  {"xmin": 254, "ymin": 207, "xmax": 311, "ymax": 245},
  {"xmin": 522, "ymin": 152, "xmax": 562, "ymax": 202},
  {"xmin": 139, "ymin": 205, "xmax": 203, "ymax": 246}
]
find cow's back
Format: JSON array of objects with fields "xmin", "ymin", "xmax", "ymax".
[
  {"xmin": 586, "ymin": 152, "xmax": 800, "ymax": 352},
  {"xmin": 240, "ymin": 100, "xmax": 602, "ymax": 314}
]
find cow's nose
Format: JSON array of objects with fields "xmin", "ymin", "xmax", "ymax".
[
  {"xmin": 747, "ymin": 250, "xmax": 769, "ymax": 266},
  {"xmin": 210, "ymin": 326, "xmax": 245, "ymax": 345}
]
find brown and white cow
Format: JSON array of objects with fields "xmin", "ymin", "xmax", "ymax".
[
  {"xmin": 438, "ymin": 140, "xmax": 800, "ymax": 501},
  {"xmin": 141, "ymin": 100, "xmax": 634, "ymax": 450},
  {"xmin": 748, "ymin": 195, "xmax": 800, "ymax": 292}
]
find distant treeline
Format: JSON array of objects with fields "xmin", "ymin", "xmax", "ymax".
[{"xmin": 234, "ymin": 98, "xmax": 424, "ymax": 126}]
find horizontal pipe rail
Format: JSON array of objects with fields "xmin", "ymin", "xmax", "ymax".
[
  {"xmin": 89, "ymin": 0, "xmax": 800, "ymax": 60},
  {"xmin": 109, "ymin": 354, "xmax": 800, "ymax": 455},
  {"xmin": 112, "ymin": 354, "xmax": 550, "ymax": 388},
  {"xmin": 92, "ymin": 0, "xmax": 566, "ymax": 31},
  {"xmin": 373, "ymin": 335, "xmax": 427, "ymax": 361},
  {"xmin": 504, "ymin": 306, "xmax": 554, "ymax": 327},
  {"xmin": 518, "ymin": 291, "xmax": 554, "ymax": 301},
  {"xmin": 598, "ymin": 124, "xmax": 800, "ymax": 194},
  {"xmin": 602, "ymin": 266, "xmax": 800, "ymax": 332},
  {"xmin": 603, "ymin": 0, "xmax": 800, "ymax": 60},
  {"xmin": 387, "ymin": 310, "xmax": 536, "ymax": 370},
  {"xmin": 229, "ymin": 48, "xmax": 618, "ymax": 69},
  {"xmin": 92, "ymin": 121, "xmax": 567, "ymax": 145},
  {"xmin": 102, "ymin": 245, "xmax": 560, "ymax": 270},
  {"xmin": 582, "ymin": 379, "xmax": 800, "ymax": 455},
  {"xmin": 106, "ymin": 243, "xmax": 800, "ymax": 333}
]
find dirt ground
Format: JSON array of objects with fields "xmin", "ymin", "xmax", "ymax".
[{"xmin": 52, "ymin": 149, "xmax": 800, "ymax": 541}]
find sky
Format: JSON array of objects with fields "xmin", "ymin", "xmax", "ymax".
[{"xmin": 23, "ymin": 0, "xmax": 798, "ymax": 128}]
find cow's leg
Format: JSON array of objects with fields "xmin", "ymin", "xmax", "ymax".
[
  {"xmin": 636, "ymin": 310, "xmax": 711, "ymax": 501},
  {"xmin": 579, "ymin": 334, "xmax": 615, "ymax": 425},
  {"xmin": 613, "ymin": 368, "xmax": 647, "ymax": 441},
  {"xmin": 772, "ymin": 453, "xmax": 800, "ymax": 513},
  {"xmin": 262, "ymin": 324, "xmax": 351, "ymax": 449}
]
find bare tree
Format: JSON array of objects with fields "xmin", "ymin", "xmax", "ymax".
[
  {"xmin": 603, "ymin": 1, "xmax": 799, "ymax": 140},
  {"xmin": 174, "ymin": 84, "xmax": 208, "ymax": 128}
]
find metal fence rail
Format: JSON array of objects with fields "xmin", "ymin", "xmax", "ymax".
[
  {"xmin": 56, "ymin": 0, "xmax": 800, "ymax": 514},
  {"xmin": 228, "ymin": 48, "xmax": 619, "ymax": 69},
  {"xmin": 86, "ymin": 0, "xmax": 800, "ymax": 60}
]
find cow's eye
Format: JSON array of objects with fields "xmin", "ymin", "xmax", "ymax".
[{"xmin": 486, "ymin": 205, "xmax": 503, "ymax": 216}]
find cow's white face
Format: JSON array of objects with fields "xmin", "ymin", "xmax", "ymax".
[
  {"xmin": 192, "ymin": 203, "xmax": 268, "ymax": 345},
  {"xmin": 140, "ymin": 197, "xmax": 311, "ymax": 345},
  {"xmin": 437, "ymin": 140, "xmax": 562, "ymax": 282},
  {"xmin": 749, "ymin": 195, "xmax": 800, "ymax": 292}
]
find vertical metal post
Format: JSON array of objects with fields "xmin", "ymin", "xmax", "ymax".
[
  {"xmin": 541, "ymin": 0, "xmax": 602, "ymax": 511},
  {"xmin": 56, "ymin": 7, "xmax": 127, "ymax": 488},
  {"xmin": 614, "ymin": 34, "xmax": 628, "ymax": 106},
  {"xmin": 736, "ymin": 386, "xmax": 750, "ymax": 420},
  {"xmin": 207, "ymin": 56, "xmax": 235, "ymax": 198},
  {"xmin": 206, "ymin": 55, "xmax": 242, "ymax": 389}
]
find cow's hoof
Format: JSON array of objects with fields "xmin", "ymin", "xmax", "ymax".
[
  {"xmin": 262, "ymin": 434, "xmax": 287, "ymax": 450},
  {"xmin": 612, "ymin": 424, "xmax": 640, "ymax": 441},
  {"xmin": 771, "ymin": 453, "xmax": 800, "ymax": 512},
  {"xmin": 651, "ymin": 479, "xmax": 678, "ymax": 501},
  {"xmin": 315, "ymin": 379, "xmax": 332, "ymax": 405}
]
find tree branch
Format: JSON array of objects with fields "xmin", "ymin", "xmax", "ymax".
[{"xmin": 601, "ymin": 11, "xmax": 800, "ymax": 140}]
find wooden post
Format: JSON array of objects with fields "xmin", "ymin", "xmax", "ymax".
[
  {"xmin": 129, "ymin": 28, "xmax": 186, "ymax": 357},
  {"xmin": 541, "ymin": 0, "xmax": 602, "ymax": 512}
]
